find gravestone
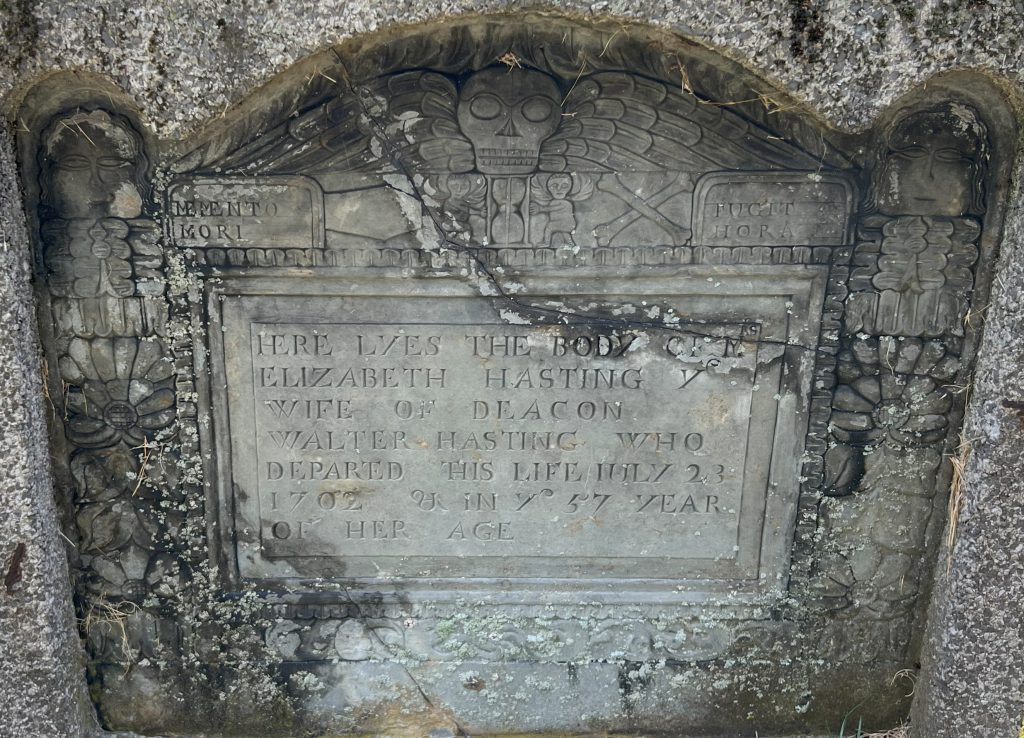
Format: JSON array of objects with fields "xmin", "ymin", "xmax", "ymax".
[{"xmin": 14, "ymin": 14, "xmax": 1014, "ymax": 736}]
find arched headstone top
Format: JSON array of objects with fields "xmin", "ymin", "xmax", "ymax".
[{"xmin": 173, "ymin": 14, "xmax": 855, "ymax": 174}]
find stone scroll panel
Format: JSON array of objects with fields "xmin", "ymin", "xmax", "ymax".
[
  {"xmin": 168, "ymin": 176, "xmax": 326, "ymax": 250},
  {"xmin": 692, "ymin": 172, "xmax": 854, "ymax": 246}
]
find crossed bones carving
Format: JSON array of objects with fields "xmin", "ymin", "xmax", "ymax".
[{"xmin": 594, "ymin": 174, "xmax": 694, "ymax": 247}]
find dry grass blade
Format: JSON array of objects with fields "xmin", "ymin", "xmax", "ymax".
[
  {"xmin": 497, "ymin": 51, "xmax": 522, "ymax": 70},
  {"xmin": 946, "ymin": 434, "xmax": 971, "ymax": 572},
  {"xmin": 672, "ymin": 55, "xmax": 694, "ymax": 94},
  {"xmin": 598, "ymin": 28, "xmax": 621, "ymax": 58},
  {"xmin": 561, "ymin": 55, "xmax": 588, "ymax": 105},
  {"xmin": 858, "ymin": 728, "xmax": 910, "ymax": 738},
  {"xmin": 40, "ymin": 359, "xmax": 57, "ymax": 419},
  {"xmin": 59, "ymin": 117, "xmax": 96, "ymax": 146},
  {"xmin": 131, "ymin": 437, "xmax": 156, "ymax": 497},
  {"xmin": 890, "ymin": 667, "xmax": 917, "ymax": 697},
  {"xmin": 304, "ymin": 66, "xmax": 338, "ymax": 86},
  {"xmin": 82, "ymin": 598, "xmax": 140, "ymax": 668}
]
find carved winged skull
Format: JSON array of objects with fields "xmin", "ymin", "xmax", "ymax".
[{"xmin": 212, "ymin": 66, "xmax": 823, "ymax": 176}]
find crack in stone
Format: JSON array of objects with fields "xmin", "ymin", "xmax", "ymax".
[
  {"xmin": 337, "ymin": 589, "xmax": 470, "ymax": 737},
  {"xmin": 337, "ymin": 61, "xmax": 835, "ymax": 362}
]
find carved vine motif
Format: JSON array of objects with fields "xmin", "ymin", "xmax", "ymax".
[
  {"xmin": 36, "ymin": 109, "xmax": 177, "ymax": 605},
  {"xmin": 814, "ymin": 441, "xmax": 945, "ymax": 617},
  {"xmin": 823, "ymin": 335, "xmax": 959, "ymax": 493},
  {"xmin": 71, "ymin": 446, "xmax": 154, "ymax": 599},
  {"xmin": 818, "ymin": 338, "xmax": 965, "ymax": 617},
  {"xmin": 260, "ymin": 612, "xmax": 736, "ymax": 664},
  {"xmin": 809, "ymin": 101, "xmax": 991, "ymax": 620},
  {"xmin": 265, "ymin": 617, "xmax": 407, "ymax": 662}
]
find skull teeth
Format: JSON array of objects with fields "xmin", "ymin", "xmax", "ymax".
[{"xmin": 479, "ymin": 148, "xmax": 539, "ymax": 168}]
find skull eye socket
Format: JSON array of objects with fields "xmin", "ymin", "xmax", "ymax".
[
  {"xmin": 521, "ymin": 96, "xmax": 556, "ymax": 123},
  {"xmin": 469, "ymin": 93, "xmax": 503, "ymax": 120}
]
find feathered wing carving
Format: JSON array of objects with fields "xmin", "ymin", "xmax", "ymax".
[
  {"xmin": 210, "ymin": 72, "xmax": 473, "ymax": 175},
  {"xmin": 199, "ymin": 70, "xmax": 825, "ymax": 177},
  {"xmin": 541, "ymin": 73, "xmax": 825, "ymax": 173},
  {"xmin": 211, "ymin": 93, "xmax": 370, "ymax": 174}
]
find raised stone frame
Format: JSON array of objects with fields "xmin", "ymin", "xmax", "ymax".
[{"xmin": 9, "ymin": 12, "xmax": 1020, "ymax": 738}]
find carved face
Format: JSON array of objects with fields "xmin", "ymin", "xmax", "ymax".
[
  {"xmin": 447, "ymin": 174, "xmax": 472, "ymax": 198},
  {"xmin": 547, "ymin": 174, "xmax": 572, "ymax": 200},
  {"xmin": 875, "ymin": 105, "xmax": 986, "ymax": 217},
  {"xmin": 42, "ymin": 112, "xmax": 144, "ymax": 219},
  {"xmin": 457, "ymin": 68, "xmax": 560, "ymax": 175}
]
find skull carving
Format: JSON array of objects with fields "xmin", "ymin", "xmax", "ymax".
[{"xmin": 457, "ymin": 68, "xmax": 561, "ymax": 175}]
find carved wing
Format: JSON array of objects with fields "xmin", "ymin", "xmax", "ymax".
[
  {"xmin": 211, "ymin": 72, "xmax": 473, "ymax": 175},
  {"xmin": 540, "ymin": 73, "xmax": 824, "ymax": 173}
]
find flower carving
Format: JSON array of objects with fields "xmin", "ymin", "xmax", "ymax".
[
  {"xmin": 59, "ymin": 337, "xmax": 176, "ymax": 448},
  {"xmin": 71, "ymin": 446, "xmax": 185, "ymax": 600},
  {"xmin": 830, "ymin": 337, "xmax": 958, "ymax": 448},
  {"xmin": 72, "ymin": 446, "xmax": 155, "ymax": 549}
]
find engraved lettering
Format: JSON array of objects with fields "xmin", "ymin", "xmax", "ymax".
[
  {"xmin": 442, "ymin": 460, "xmax": 494, "ymax": 481},
  {"xmin": 233, "ymin": 314, "xmax": 778, "ymax": 575},
  {"xmin": 410, "ymin": 489, "xmax": 448, "ymax": 511},
  {"xmin": 357, "ymin": 334, "xmax": 442, "ymax": 357},
  {"xmin": 472, "ymin": 399, "xmax": 623, "ymax": 421},
  {"xmin": 551, "ymin": 333, "xmax": 637, "ymax": 357},
  {"xmin": 481, "ymin": 367, "xmax": 643, "ymax": 390},
  {"xmin": 462, "ymin": 492, "xmax": 496, "ymax": 512},
  {"xmin": 616, "ymin": 432, "xmax": 678, "ymax": 451},
  {"xmin": 466, "ymin": 334, "xmax": 531, "ymax": 357}
]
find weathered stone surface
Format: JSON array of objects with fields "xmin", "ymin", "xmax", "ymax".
[
  {"xmin": 911, "ymin": 148, "xmax": 1024, "ymax": 737},
  {"xmin": 2, "ymin": 4, "xmax": 1024, "ymax": 738},
  {"xmin": 0, "ymin": 121, "xmax": 99, "ymax": 737}
]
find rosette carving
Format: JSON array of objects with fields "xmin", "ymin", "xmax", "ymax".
[{"xmin": 59, "ymin": 337, "xmax": 176, "ymax": 449}]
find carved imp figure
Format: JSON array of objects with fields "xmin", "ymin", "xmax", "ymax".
[
  {"xmin": 38, "ymin": 109, "xmax": 164, "ymax": 337},
  {"xmin": 215, "ymin": 66, "xmax": 824, "ymax": 248},
  {"xmin": 40, "ymin": 110, "xmax": 147, "ymax": 221},
  {"xmin": 848, "ymin": 103, "xmax": 988, "ymax": 337},
  {"xmin": 529, "ymin": 173, "xmax": 594, "ymax": 248},
  {"xmin": 431, "ymin": 173, "xmax": 487, "ymax": 244}
]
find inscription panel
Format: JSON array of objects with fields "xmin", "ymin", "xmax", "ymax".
[
  {"xmin": 692, "ymin": 172, "xmax": 854, "ymax": 247},
  {"xmin": 168, "ymin": 176, "xmax": 325, "ymax": 249},
  {"xmin": 212, "ymin": 272, "xmax": 824, "ymax": 596}
]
